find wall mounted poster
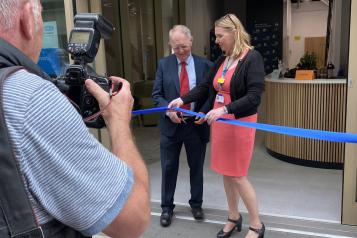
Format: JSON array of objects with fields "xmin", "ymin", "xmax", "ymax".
[
  {"xmin": 42, "ymin": 21, "xmax": 59, "ymax": 48},
  {"xmin": 247, "ymin": 0, "xmax": 283, "ymax": 74},
  {"xmin": 250, "ymin": 21, "xmax": 281, "ymax": 74}
]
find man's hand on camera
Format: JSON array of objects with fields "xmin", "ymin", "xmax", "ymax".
[{"xmin": 85, "ymin": 76, "xmax": 133, "ymax": 126}]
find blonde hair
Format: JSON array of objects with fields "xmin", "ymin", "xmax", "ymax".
[{"xmin": 215, "ymin": 13, "xmax": 252, "ymax": 58}]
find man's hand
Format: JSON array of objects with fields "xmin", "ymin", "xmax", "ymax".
[
  {"xmin": 205, "ymin": 106, "xmax": 227, "ymax": 125},
  {"xmin": 85, "ymin": 76, "xmax": 133, "ymax": 127},
  {"xmin": 166, "ymin": 111, "xmax": 182, "ymax": 123},
  {"xmin": 168, "ymin": 98, "xmax": 184, "ymax": 108},
  {"xmin": 87, "ymin": 76, "xmax": 150, "ymax": 237},
  {"xmin": 194, "ymin": 112, "xmax": 206, "ymax": 124}
]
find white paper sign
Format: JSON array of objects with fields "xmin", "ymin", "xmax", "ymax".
[{"xmin": 42, "ymin": 21, "xmax": 59, "ymax": 48}]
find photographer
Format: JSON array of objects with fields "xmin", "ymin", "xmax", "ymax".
[{"xmin": 0, "ymin": 1, "xmax": 150, "ymax": 238}]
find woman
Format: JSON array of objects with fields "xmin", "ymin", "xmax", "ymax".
[{"xmin": 168, "ymin": 14, "xmax": 265, "ymax": 238}]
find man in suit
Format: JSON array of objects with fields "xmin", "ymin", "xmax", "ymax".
[{"xmin": 152, "ymin": 25, "xmax": 213, "ymax": 227}]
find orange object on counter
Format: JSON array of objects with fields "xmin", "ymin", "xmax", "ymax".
[{"xmin": 295, "ymin": 70, "xmax": 315, "ymax": 80}]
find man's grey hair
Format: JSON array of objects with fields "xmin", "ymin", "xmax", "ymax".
[
  {"xmin": 169, "ymin": 25, "xmax": 193, "ymax": 42},
  {"xmin": 0, "ymin": 0, "xmax": 41, "ymax": 32}
]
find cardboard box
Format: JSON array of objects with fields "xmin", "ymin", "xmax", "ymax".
[{"xmin": 295, "ymin": 70, "xmax": 315, "ymax": 80}]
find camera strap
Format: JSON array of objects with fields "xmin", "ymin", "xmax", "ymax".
[{"xmin": 0, "ymin": 66, "xmax": 45, "ymax": 237}]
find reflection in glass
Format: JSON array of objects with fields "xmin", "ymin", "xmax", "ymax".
[
  {"xmin": 40, "ymin": 0, "xmax": 69, "ymax": 76},
  {"xmin": 127, "ymin": 0, "xmax": 157, "ymax": 83},
  {"xmin": 161, "ymin": 0, "xmax": 179, "ymax": 56}
]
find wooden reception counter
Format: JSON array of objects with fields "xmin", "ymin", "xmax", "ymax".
[{"xmin": 264, "ymin": 77, "xmax": 347, "ymax": 169}]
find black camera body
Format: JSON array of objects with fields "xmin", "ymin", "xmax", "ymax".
[{"xmin": 57, "ymin": 13, "xmax": 114, "ymax": 128}]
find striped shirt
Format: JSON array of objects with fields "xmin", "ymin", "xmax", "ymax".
[{"xmin": 2, "ymin": 69, "xmax": 133, "ymax": 236}]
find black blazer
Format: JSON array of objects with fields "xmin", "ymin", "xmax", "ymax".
[
  {"xmin": 181, "ymin": 49, "xmax": 265, "ymax": 119},
  {"xmin": 152, "ymin": 54, "xmax": 213, "ymax": 141}
]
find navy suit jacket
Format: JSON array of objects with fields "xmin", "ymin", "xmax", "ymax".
[{"xmin": 152, "ymin": 54, "xmax": 213, "ymax": 142}]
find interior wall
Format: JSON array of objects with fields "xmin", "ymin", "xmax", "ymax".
[{"xmin": 289, "ymin": 1, "xmax": 328, "ymax": 68}]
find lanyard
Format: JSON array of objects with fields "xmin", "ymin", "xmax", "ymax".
[
  {"xmin": 222, "ymin": 58, "xmax": 231, "ymax": 78},
  {"xmin": 218, "ymin": 57, "xmax": 231, "ymax": 90}
]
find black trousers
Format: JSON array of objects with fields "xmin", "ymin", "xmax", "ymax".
[{"xmin": 160, "ymin": 120, "xmax": 207, "ymax": 212}]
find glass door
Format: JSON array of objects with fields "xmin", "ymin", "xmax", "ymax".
[
  {"xmin": 38, "ymin": 0, "xmax": 70, "ymax": 77},
  {"xmin": 126, "ymin": 0, "xmax": 158, "ymax": 126},
  {"xmin": 101, "ymin": 0, "xmax": 179, "ymax": 126}
]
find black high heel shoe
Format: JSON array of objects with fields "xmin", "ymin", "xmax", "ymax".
[
  {"xmin": 216, "ymin": 215, "xmax": 242, "ymax": 238},
  {"xmin": 249, "ymin": 222, "xmax": 265, "ymax": 238}
]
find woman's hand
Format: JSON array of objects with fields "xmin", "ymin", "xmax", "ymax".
[
  {"xmin": 205, "ymin": 106, "xmax": 227, "ymax": 125},
  {"xmin": 168, "ymin": 98, "xmax": 184, "ymax": 109}
]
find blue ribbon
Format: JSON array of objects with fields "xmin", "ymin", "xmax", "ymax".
[{"xmin": 132, "ymin": 107, "xmax": 357, "ymax": 143}]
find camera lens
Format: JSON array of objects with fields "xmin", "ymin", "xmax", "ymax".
[
  {"xmin": 84, "ymin": 96, "xmax": 94, "ymax": 106},
  {"xmin": 83, "ymin": 110, "xmax": 92, "ymax": 117}
]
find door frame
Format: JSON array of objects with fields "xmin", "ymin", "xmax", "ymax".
[{"xmin": 343, "ymin": 0, "xmax": 357, "ymax": 225}]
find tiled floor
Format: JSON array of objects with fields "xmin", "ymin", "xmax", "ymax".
[
  {"xmin": 134, "ymin": 127, "xmax": 342, "ymax": 222},
  {"xmin": 94, "ymin": 126, "xmax": 345, "ymax": 237}
]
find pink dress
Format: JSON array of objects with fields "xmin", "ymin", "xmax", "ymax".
[{"xmin": 210, "ymin": 63, "xmax": 257, "ymax": 177}]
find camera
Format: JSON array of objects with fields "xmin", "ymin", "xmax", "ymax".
[{"xmin": 56, "ymin": 13, "xmax": 115, "ymax": 128}]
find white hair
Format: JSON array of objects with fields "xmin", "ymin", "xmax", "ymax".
[
  {"xmin": 31, "ymin": 0, "xmax": 41, "ymax": 32},
  {"xmin": 0, "ymin": 0, "xmax": 40, "ymax": 32},
  {"xmin": 169, "ymin": 25, "xmax": 193, "ymax": 42}
]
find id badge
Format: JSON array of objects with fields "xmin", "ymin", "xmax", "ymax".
[{"xmin": 215, "ymin": 93, "xmax": 224, "ymax": 103}]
